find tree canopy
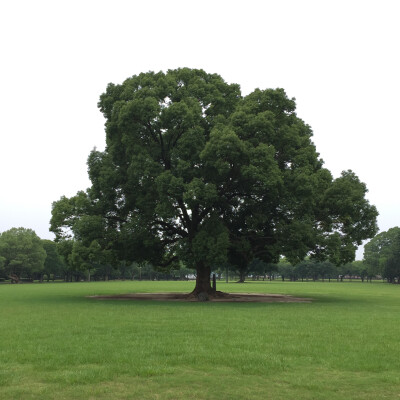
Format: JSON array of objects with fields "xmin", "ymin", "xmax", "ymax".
[
  {"xmin": 0, "ymin": 228, "xmax": 46, "ymax": 282},
  {"xmin": 50, "ymin": 68, "xmax": 378, "ymax": 296},
  {"xmin": 41, "ymin": 239, "xmax": 66, "ymax": 281},
  {"xmin": 364, "ymin": 227, "xmax": 400, "ymax": 282}
]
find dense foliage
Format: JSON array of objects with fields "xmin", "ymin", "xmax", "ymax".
[
  {"xmin": 0, "ymin": 228, "xmax": 46, "ymax": 282},
  {"xmin": 51, "ymin": 68, "xmax": 378, "ymax": 294},
  {"xmin": 364, "ymin": 227, "xmax": 400, "ymax": 282}
]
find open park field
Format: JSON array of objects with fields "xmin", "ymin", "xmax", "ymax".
[{"xmin": 1, "ymin": 280, "xmax": 400, "ymax": 399}]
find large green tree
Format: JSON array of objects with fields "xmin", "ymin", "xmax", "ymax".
[
  {"xmin": 364, "ymin": 227, "xmax": 400, "ymax": 282},
  {"xmin": 51, "ymin": 68, "xmax": 378, "ymax": 296},
  {"xmin": 0, "ymin": 228, "xmax": 46, "ymax": 282}
]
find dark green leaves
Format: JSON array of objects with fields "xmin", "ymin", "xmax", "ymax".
[
  {"xmin": 51, "ymin": 68, "xmax": 378, "ymax": 279},
  {"xmin": 0, "ymin": 228, "xmax": 46, "ymax": 279}
]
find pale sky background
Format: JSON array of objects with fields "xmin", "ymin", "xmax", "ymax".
[{"xmin": 1, "ymin": 0, "xmax": 399, "ymax": 260}]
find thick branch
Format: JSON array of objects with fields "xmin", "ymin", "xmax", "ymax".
[
  {"xmin": 160, "ymin": 237, "xmax": 182, "ymax": 245},
  {"xmin": 146, "ymin": 122, "xmax": 170, "ymax": 170},
  {"xmin": 154, "ymin": 219, "xmax": 188, "ymax": 238},
  {"xmin": 199, "ymin": 206, "xmax": 212, "ymax": 221},
  {"xmin": 146, "ymin": 122, "xmax": 160, "ymax": 144},
  {"xmin": 105, "ymin": 214, "xmax": 127, "ymax": 224},
  {"xmin": 177, "ymin": 199, "xmax": 191, "ymax": 228},
  {"xmin": 167, "ymin": 123, "xmax": 186, "ymax": 150}
]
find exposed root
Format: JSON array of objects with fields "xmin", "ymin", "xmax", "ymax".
[{"xmin": 186, "ymin": 290, "xmax": 231, "ymax": 301}]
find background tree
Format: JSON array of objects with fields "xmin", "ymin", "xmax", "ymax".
[
  {"xmin": 55, "ymin": 239, "xmax": 75, "ymax": 281},
  {"xmin": 177, "ymin": 263, "xmax": 196, "ymax": 280},
  {"xmin": 42, "ymin": 239, "xmax": 65, "ymax": 281},
  {"xmin": 316, "ymin": 260, "xmax": 338, "ymax": 281},
  {"xmin": 277, "ymin": 259, "xmax": 339, "ymax": 282},
  {"xmin": 0, "ymin": 255, "xmax": 6, "ymax": 280},
  {"xmin": 382, "ymin": 230, "xmax": 400, "ymax": 283},
  {"xmin": 118, "ymin": 260, "xmax": 135, "ymax": 280},
  {"xmin": 228, "ymin": 238, "xmax": 253, "ymax": 283},
  {"xmin": 70, "ymin": 240, "xmax": 98, "ymax": 282},
  {"xmin": 364, "ymin": 227, "xmax": 400, "ymax": 282},
  {"xmin": 248, "ymin": 258, "xmax": 269, "ymax": 280},
  {"xmin": 0, "ymin": 228, "xmax": 46, "ymax": 283},
  {"xmin": 51, "ymin": 68, "xmax": 378, "ymax": 297},
  {"xmin": 293, "ymin": 259, "xmax": 318, "ymax": 281},
  {"xmin": 349, "ymin": 260, "xmax": 369, "ymax": 282},
  {"xmin": 277, "ymin": 258, "xmax": 296, "ymax": 281}
]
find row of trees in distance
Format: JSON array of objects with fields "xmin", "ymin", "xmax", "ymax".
[
  {"xmin": 2, "ymin": 226, "xmax": 400, "ymax": 283},
  {"xmin": 0, "ymin": 227, "xmax": 195, "ymax": 282},
  {"xmin": 0, "ymin": 228, "xmax": 61, "ymax": 283}
]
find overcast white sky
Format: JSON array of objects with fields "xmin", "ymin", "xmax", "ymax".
[{"xmin": 1, "ymin": 0, "xmax": 399, "ymax": 259}]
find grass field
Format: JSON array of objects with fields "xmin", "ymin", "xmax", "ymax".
[{"xmin": 1, "ymin": 280, "xmax": 400, "ymax": 399}]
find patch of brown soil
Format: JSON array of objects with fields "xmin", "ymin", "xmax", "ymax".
[{"xmin": 89, "ymin": 292, "xmax": 312, "ymax": 303}]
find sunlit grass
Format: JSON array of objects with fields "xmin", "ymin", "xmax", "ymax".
[{"xmin": 1, "ymin": 280, "xmax": 400, "ymax": 399}]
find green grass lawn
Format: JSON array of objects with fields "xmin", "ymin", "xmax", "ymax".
[{"xmin": 1, "ymin": 280, "xmax": 400, "ymax": 399}]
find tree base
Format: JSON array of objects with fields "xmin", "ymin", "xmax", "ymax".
[
  {"xmin": 90, "ymin": 292, "xmax": 312, "ymax": 303},
  {"xmin": 188, "ymin": 289, "xmax": 230, "ymax": 301}
]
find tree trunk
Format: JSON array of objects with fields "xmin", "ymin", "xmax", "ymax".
[
  {"xmin": 238, "ymin": 271, "xmax": 246, "ymax": 283},
  {"xmin": 191, "ymin": 263, "xmax": 212, "ymax": 295}
]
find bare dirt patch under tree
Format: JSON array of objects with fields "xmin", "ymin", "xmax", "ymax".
[{"xmin": 89, "ymin": 292, "xmax": 312, "ymax": 303}]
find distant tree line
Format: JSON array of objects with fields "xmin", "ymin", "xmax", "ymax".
[
  {"xmin": 0, "ymin": 227, "xmax": 195, "ymax": 282},
  {"xmin": 211, "ymin": 257, "xmax": 372, "ymax": 283},
  {"xmin": 1, "ymin": 226, "xmax": 400, "ymax": 284}
]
